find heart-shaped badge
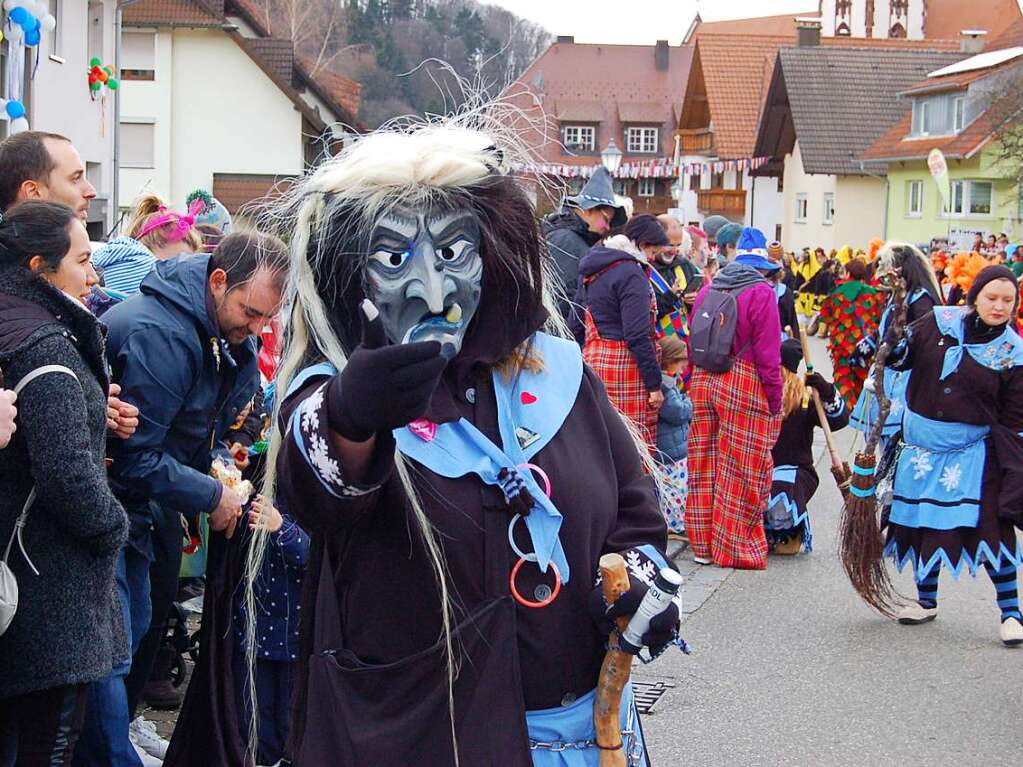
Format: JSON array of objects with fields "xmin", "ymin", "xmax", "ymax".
[
  {"xmin": 408, "ymin": 419, "xmax": 437, "ymax": 442},
  {"xmin": 520, "ymin": 391, "xmax": 538, "ymax": 405}
]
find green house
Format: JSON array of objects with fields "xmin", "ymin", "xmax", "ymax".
[{"xmin": 861, "ymin": 32, "xmax": 1023, "ymax": 248}]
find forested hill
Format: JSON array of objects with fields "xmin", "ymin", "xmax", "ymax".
[{"xmin": 260, "ymin": 0, "xmax": 552, "ymax": 127}]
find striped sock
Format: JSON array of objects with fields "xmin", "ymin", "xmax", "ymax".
[
  {"xmin": 984, "ymin": 560, "xmax": 1022, "ymax": 623},
  {"xmin": 916, "ymin": 564, "xmax": 940, "ymax": 609}
]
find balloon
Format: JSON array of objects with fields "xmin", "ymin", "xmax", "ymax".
[
  {"xmin": 107, "ymin": 78, "xmax": 119, "ymax": 90},
  {"xmin": 90, "ymin": 80, "xmax": 101, "ymax": 92},
  {"xmin": 2, "ymin": 0, "xmax": 17, "ymax": 10},
  {"xmin": 98, "ymin": 70, "xmax": 108, "ymax": 83},
  {"xmin": 35, "ymin": 0, "xmax": 49, "ymax": 13},
  {"xmin": 103, "ymin": 66, "xmax": 113, "ymax": 76},
  {"xmin": 10, "ymin": 117, "xmax": 29, "ymax": 135},
  {"xmin": 5, "ymin": 100, "xmax": 26, "ymax": 120},
  {"xmin": 24, "ymin": 14, "xmax": 39, "ymax": 31},
  {"xmin": 9, "ymin": 6, "xmax": 30, "ymax": 24},
  {"xmin": 0, "ymin": 29, "xmax": 4, "ymax": 44},
  {"xmin": 24, "ymin": 28, "xmax": 39, "ymax": 45},
  {"xmin": 41, "ymin": 13, "xmax": 54, "ymax": 30},
  {"xmin": 89, "ymin": 57, "xmax": 101, "ymax": 68},
  {"xmin": 88, "ymin": 73, "xmax": 97, "ymax": 85},
  {"xmin": 91, "ymin": 65, "xmax": 102, "ymax": 76},
  {"xmin": 7, "ymin": 24, "xmax": 23, "ymax": 42}
]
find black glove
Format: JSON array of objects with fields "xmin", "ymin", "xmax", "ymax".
[
  {"xmin": 805, "ymin": 372, "xmax": 829, "ymax": 393},
  {"xmin": 327, "ymin": 300, "xmax": 448, "ymax": 442},
  {"xmin": 587, "ymin": 559, "xmax": 681, "ymax": 657}
]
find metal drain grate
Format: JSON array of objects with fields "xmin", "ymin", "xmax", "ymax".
[{"xmin": 632, "ymin": 680, "xmax": 675, "ymax": 714}]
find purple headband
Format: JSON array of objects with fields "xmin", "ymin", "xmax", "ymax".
[{"xmin": 136, "ymin": 198, "xmax": 205, "ymax": 243}]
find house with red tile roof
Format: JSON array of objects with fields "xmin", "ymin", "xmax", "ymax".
[
  {"xmin": 819, "ymin": 0, "xmax": 1021, "ymax": 41},
  {"xmin": 678, "ymin": 12, "xmax": 968, "ymax": 242},
  {"xmin": 505, "ymin": 37, "xmax": 693, "ymax": 216},
  {"xmin": 860, "ymin": 17, "xmax": 1023, "ymax": 247},
  {"xmin": 118, "ymin": 0, "xmax": 361, "ymax": 218}
]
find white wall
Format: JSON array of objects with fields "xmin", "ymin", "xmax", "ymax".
[
  {"xmin": 834, "ymin": 175, "xmax": 887, "ymax": 250},
  {"xmin": 745, "ymin": 174, "xmax": 783, "ymax": 241},
  {"xmin": 120, "ymin": 28, "xmax": 303, "ymax": 212},
  {"xmin": 781, "ymin": 140, "xmax": 838, "ymax": 251},
  {"xmin": 28, "ymin": 0, "xmax": 117, "ymax": 231}
]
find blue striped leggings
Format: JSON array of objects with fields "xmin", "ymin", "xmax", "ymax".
[{"xmin": 915, "ymin": 561, "xmax": 1022, "ymax": 621}]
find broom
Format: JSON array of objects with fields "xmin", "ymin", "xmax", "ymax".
[
  {"xmin": 837, "ymin": 278, "xmax": 908, "ymax": 618},
  {"xmin": 792, "ymin": 326, "xmax": 851, "ymax": 499}
]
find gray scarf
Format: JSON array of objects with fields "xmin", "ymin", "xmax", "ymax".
[{"xmin": 712, "ymin": 261, "xmax": 767, "ymax": 291}]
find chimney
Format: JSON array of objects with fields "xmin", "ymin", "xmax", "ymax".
[
  {"xmin": 960, "ymin": 29, "xmax": 988, "ymax": 54},
  {"xmin": 655, "ymin": 39, "xmax": 669, "ymax": 71},
  {"xmin": 795, "ymin": 17, "xmax": 822, "ymax": 47},
  {"xmin": 556, "ymin": 35, "xmax": 575, "ymax": 44}
]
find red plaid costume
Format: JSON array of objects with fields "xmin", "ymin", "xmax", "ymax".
[
  {"xmin": 685, "ymin": 360, "xmax": 781, "ymax": 569},
  {"xmin": 583, "ymin": 308, "xmax": 659, "ymax": 454}
]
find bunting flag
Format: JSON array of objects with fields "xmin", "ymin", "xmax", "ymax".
[{"xmin": 512, "ymin": 156, "xmax": 770, "ymax": 179}]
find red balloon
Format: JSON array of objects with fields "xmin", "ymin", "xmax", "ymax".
[{"xmin": 88, "ymin": 74, "xmax": 98, "ymax": 85}]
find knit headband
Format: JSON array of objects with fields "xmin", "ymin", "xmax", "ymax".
[
  {"xmin": 136, "ymin": 198, "xmax": 205, "ymax": 243},
  {"xmin": 966, "ymin": 264, "xmax": 1017, "ymax": 306}
]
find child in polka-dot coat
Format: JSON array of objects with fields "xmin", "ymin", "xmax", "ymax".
[{"xmin": 232, "ymin": 495, "xmax": 309, "ymax": 766}]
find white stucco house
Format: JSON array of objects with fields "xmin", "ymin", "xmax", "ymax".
[
  {"xmin": 2, "ymin": 0, "xmax": 119, "ymax": 237},
  {"xmin": 118, "ymin": 0, "xmax": 360, "ymax": 221}
]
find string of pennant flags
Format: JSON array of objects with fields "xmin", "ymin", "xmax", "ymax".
[{"xmin": 513, "ymin": 156, "xmax": 770, "ymax": 179}]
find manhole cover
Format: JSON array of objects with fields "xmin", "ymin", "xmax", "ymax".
[{"xmin": 632, "ymin": 680, "xmax": 675, "ymax": 714}]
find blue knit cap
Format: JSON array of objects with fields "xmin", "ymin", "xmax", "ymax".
[{"xmin": 716, "ymin": 223, "xmax": 743, "ymax": 252}]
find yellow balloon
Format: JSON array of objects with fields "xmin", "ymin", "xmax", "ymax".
[{"xmin": 0, "ymin": 29, "xmax": 5, "ymax": 45}]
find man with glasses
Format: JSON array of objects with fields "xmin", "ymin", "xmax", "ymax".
[{"xmin": 656, "ymin": 213, "xmax": 704, "ymax": 316}]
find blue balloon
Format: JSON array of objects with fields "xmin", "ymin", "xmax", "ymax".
[
  {"xmin": 24, "ymin": 28, "xmax": 39, "ymax": 45},
  {"xmin": 24, "ymin": 15, "xmax": 39, "ymax": 31},
  {"xmin": 9, "ymin": 7, "xmax": 30, "ymax": 25},
  {"xmin": 5, "ymin": 100, "xmax": 26, "ymax": 120}
]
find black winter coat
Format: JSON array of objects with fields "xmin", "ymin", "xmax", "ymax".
[
  {"xmin": 0, "ymin": 269, "xmax": 128, "ymax": 699},
  {"xmin": 543, "ymin": 209, "xmax": 601, "ymax": 321}
]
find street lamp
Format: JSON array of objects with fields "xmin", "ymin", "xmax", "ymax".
[{"xmin": 600, "ymin": 138, "xmax": 623, "ymax": 174}]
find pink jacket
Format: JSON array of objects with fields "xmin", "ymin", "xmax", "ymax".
[{"xmin": 692, "ymin": 281, "xmax": 782, "ymax": 414}]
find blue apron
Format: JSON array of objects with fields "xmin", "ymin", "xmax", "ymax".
[{"xmin": 526, "ymin": 683, "xmax": 648, "ymax": 767}]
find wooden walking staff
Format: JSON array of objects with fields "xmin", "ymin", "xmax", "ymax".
[
  {"xmin": 593, "ymin": 553, "xmax": 632, "ymax": 767},
  {"xmin": 838, "ymin": 277, "xmax": 908, "ymax": 618},
  {"xmin": 792, "ymin": 325, "xmax": 852, "ymax": 499}
]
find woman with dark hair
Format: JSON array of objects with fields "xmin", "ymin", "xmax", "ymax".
[
  {"xmin": 571, "ymin": 214, "xmax": 670, "ymax": 453},
  {"xmin": 0, "ymin": 201, "xmax": 129, "ymax": 764},
  {"xmin": 816, "ymin": 256, "xmax": 883, "ymax": 408},
  {"xmin": 883, "ymin": 266, "xmax": 1023, "ymax": 645},
  {"xmin": 222, "ymin": 124, "xmax": 682, "ymax": 767},
  {"xmin": 851, "ymin": 242, "xmax": 943, "ymax": 443}
]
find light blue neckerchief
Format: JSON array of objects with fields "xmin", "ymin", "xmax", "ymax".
[
  {"xmin": 394, "ymin": 333, "xmax": 583, "ymax": 581},
  {"xmin": 932, "ymin": 306, "xmax": 1023, "ymax": 380}
]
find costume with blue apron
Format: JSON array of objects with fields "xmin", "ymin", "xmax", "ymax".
[
  {"xmin": 850, "ymin": 289, "xmax": 931, "ymax": 440},
  {"xmin": 885, "ymin": 307, "xmax": 1023, "ymax": 580},
  {"xmin": 287, "ymin": 333, "xmax": 653, "ymax": 767}
]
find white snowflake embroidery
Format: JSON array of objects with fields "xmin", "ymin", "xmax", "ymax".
[
  {"xmin": 889, "ymin": 397, "xmax": 904, "ymax": 416},
  {"xmin": 909, "ymin": 449, "xmax": 934, "ymax": 480},
  {"xmin": 625, "ymin": 549, "xmax": 656, "ymax": 587},
  {"xmin": 940, "ymin": 463, "xmax": 962, "ymax": 493},
  {"xmin": 301, "ymin": 387, "xmax": 324, "ymax": 433},
  {"xmin": 308, "ymin": 434, "xmax": 342, "ymax": 485}
]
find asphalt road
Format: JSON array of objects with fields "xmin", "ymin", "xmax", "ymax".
[{"xmin": 640, "ymin": 335, "xmax": 1023, "ymax": 767}]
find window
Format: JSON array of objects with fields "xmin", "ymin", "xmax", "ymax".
[
  {"xmin": 638, "ymin": 178, "xmax": 656, "ymax": 197},
  {"xmin": 945, "ymin": 180, "xmax": 993, "ymax": 217},
  {"xmin": 911, "ymin": 92, "xmax": 969, "ymax": 138},
  {"xmin": 612, "ymin": 179, "xmax": 628, "ymax": 196},
  {"xmin": 823, "ymin": 193, "xmax": 834, "ymax": 225},
  {"xmin": 48, "ymin": 0, "xmax": 62, "ymax": 57},
  {"xmin": 906, "ymin": 180, "xmax": 923, "ymax": 217},
  {"xmin": 626, "ymin": 127, "xmax": 658, "ymax": 154},
  {"xmin": 122, "ymin": 31, "xmax": 156, "ymax": 81},
  {"xmin": 120, "ymin": 122, "xmax": 155, "ymax": 168},
  {"xmin": 795, "ymin": 194, "xmax": 808, "ymax": 223},
  {"xmin": 561, "ymin": 125, "xmax": 594, "ymax": 152}
]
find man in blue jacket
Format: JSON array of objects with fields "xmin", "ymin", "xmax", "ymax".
[{"xmin": 100, "ymin": 232, "xmax": 287, "ymax": 749}]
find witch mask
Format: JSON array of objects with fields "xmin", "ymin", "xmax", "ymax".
[{"xmin": 365, "ymin": 203, "xmax": 484, "ymax": 358}]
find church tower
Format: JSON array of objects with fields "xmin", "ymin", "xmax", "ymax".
[{"xmin": 819, "ymin": 0, "xmax": 925, "ymax": 39}]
